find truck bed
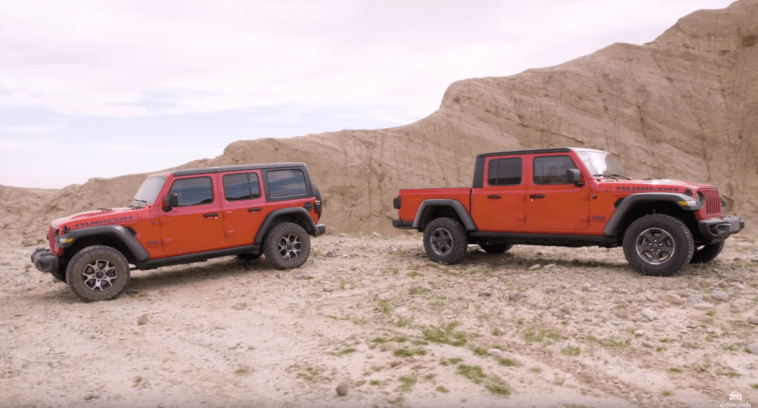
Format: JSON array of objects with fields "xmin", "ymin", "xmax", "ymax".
[{"xmin": 396, "ymin": 187, "xmax": 472, "ymax": 224}]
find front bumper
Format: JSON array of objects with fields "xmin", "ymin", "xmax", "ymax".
[
  {"xmin": 31, "ymin": 248, "xmax": 59, "ymax": 274},
  {"xmin": 698, "ymin": 215, "xmax": 744, "ymax": 242}
]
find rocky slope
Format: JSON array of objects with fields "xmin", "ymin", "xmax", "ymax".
[{"xmin": 6, "ymin": 0, "xmax": 758, "ymax": 244}]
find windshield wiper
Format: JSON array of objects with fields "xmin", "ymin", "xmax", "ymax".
[{"xmin": 593, "ymin": 173, "xmax": 631, "ymax": 180}]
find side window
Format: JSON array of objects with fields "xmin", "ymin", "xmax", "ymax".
[
  {"xmin": 487, "ymin": 158, "xmax": 522, "ymax": 186},
  {"xmin": 168, "ymin": 177, "xmax": 214, "ymax": 206},
  {"xmin": 533, "ymin": 156, "xmax": 578, "ymax": 185},
  {"xmin": 223, "ymin": 173, "xmax": 261, "ymax": 201},
  {"xmin": 267, "ymin": 170, "xmax": 307, "ymax": 198}
]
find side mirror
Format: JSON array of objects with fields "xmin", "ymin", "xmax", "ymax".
[
  {"xmin": 163, "ymin": 194, "xmax": 179, "ymax": 211},
  {"xmin": 566, "ymin": 169, "xmax": 584, "ymax": 187}
]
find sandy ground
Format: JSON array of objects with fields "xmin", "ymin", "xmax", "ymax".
[{"xmin": 1, "ymin": 233, "xmax": 757, "ymax": 408}]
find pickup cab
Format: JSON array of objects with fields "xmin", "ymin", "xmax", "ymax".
[{"xmin": 393, "ymin": 148, "xmax": 743, "ymax": 276}]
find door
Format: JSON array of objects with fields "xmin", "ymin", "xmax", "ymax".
[
  {"xmin": 525, "ymin": 154, "xmax": 590, "ymax": 232},
  {"xmin": 220, "ymin": 171, "xmax": 266, "ymax": 247},
  {"xmin": 471, "ymin": 157, "xmax": 526, "ymax": 232},
  {"xmin": 159, "ymin": 175, "xmax": 225, "ymax": 255}
]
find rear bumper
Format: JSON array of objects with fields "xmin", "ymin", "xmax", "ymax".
[
  {"xmin": 393, "ymin": 219, "xmax": 414, "ymax": 229},
  {"xmin": 31, "ymin": 248, "xmax": 59, "ymax": 274},
  {"xmin": 314, "ymin": 224, "xmax": 326, "ymax": 236},
  {"xmin": 698, "ymin": 215, "xmax": 744, "ymax": 242}
]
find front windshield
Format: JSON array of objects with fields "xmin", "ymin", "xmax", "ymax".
[
  {"xmin": 131, "ymin": 176, "xmax": 167, "ymax": 206},
  {"xmin": 575, "ymin": 150, "xmax": 630, "ymax": 179}
]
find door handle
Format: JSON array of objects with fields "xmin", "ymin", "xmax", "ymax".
[
  {"xmin": 487, "ymin": 195, "xmax": 501, "ymax": 199},
  {"xmin": 530, "ymin": 194, "xmax": 545, "ymax": 199},
  {"xmin": 248, "ymin": 208, "xmax": 262, "ymax": 213},
  {"xmin": 203, "ymin": 212, "xmax": 219, "ymax": 218}
]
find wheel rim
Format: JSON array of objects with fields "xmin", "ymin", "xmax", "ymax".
[
  {"xmin": 430, "ymin": 228, "xmax": 453, "ymax": 256},
  {"xmin": 277, "ymin": 233, "xmax": 302, "ymax": 260},
  {"xmin": 81, "ymin": 259, "xmax": 118, "ymax": 291},
  {"xmin": 635, "ymin": 227, "xmax": 675, "ymax": 265}
]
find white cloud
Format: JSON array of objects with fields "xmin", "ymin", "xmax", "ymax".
[
  {"xmin": 0, "ymin": 124, "xmax": 61, "ymax": 134},
  {"xmin": 1, "ymin": 0, "xmax": 731, "ymax": 119},
  {"xmin": 0, "ymin": 137, "xmax": 58, "ymax": 151}
]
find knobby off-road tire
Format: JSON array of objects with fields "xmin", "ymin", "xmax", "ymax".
[
  {"xmin": 263, "ymin": 222, "xmax": 311, "ymax": 270},
  {"xmin": 622, "ymin": 214, "xmax": 694, "ymax": 276},
  {"xmin": 65, "ymin": 245, "xmax": 130, "ymax": 302},
  {"xmin": 423, "ymin": 217, "xmax": 468, "ymax": 264},
  {"xmin": 479, "ymin": 243, "xmax": 513, "ymax": 254},
  {"xmin": 690, "ymin": 241, "xmax": 725, "ymax": 264}
]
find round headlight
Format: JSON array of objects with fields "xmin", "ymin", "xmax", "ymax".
[{"xmin": 697, "ymin": 191, "xmax": 705, "ymax": 206}]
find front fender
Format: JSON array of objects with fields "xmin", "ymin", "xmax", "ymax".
[
  {"xmin": 59, "ymin": 225, "xmax": 151, "ymax": 262},
  {"xmin": 603, "ymin": 193, "xmax": 701, "ymax": 236}
]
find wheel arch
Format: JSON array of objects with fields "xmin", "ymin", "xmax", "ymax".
[
  {"xmin": 254, "ymin": 208, "xmax": 317, "ymax": 245},
  {"xmin": 413, "ymin": 199, "xmax": 477, "ymax": 232},
  {"xmin": 60, "ymin": 226, "xmax": 150, "ymax": 265},
  {"xmin": 604, "ymin": 193, "xmax": 701, "ymax": 240}
]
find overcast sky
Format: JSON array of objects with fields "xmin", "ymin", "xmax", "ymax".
[{"xmin": 0, "ymin": 0, "xmax": 732, "ymax": 189}]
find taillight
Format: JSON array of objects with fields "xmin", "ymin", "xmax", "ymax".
[{"xmin": 314, "ymin": 200, "xmax": 322, "ymax": 220}]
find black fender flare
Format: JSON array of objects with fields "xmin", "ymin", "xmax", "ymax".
[
  {"xmin": 59, "ymin": 225, "xmax": 151, "ymax": 262},
  {"xmin": 254, "ymin": 208, "xmax": 318, "ymax": 245},
  {"xmin": 603, "ymin": 192, "xmax": 701, "ymax": 236},
  {"xmin": 413, "ymin": 199, "xmax": 477, "ymax": 231}
]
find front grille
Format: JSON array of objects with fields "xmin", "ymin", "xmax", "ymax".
[
  {"xmin": 701, "ymin": 188, "xmax": 722, "ymax": 216},
  {"xmin": 49, "ymin": 226, "xmax": 58, "ymax": 251}
]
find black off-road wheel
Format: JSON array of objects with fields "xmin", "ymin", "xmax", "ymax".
[
  {"xmin": 690, "ymin": 241, "xmax": 725, "ymax": 264},
  {"xmin": 423, "ymin": 217, "xmax": 468, "ymax": 264},
  {"xmin": 479, "ymin": 243, "xmax": 513, "ymax": 254},
  {"xmin": 622, "ymin": 214, "xmax": 694, "ymax": 276},
  {"xmin": 65, "ymin": 246, "xmax": 130, "ymax": 302},
  {"xmin": 263, "ymin": 222, "xmax": 311, "ymax": 270}
]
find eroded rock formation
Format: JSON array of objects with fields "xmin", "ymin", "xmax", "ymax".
[{"xmin": 8, "ymin": 0, "xmax": 757, "ymax": 243}]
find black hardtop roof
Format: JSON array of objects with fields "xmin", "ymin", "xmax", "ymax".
[
  {"xmin": 476, "ymin": 148, "xmax": 571, "ymax": 159},
  {"xmin": 172, "ymin": 162, "xmax": 306, "ymax": 177}
]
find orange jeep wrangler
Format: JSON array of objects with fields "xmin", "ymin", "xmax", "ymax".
[
  {"xmin": 31, "ymin": 163, "xmax": 325, "ymax": 301},
  {"xmin": 393, "ymin": 148, "xmax": 743, "ymax": 276}
]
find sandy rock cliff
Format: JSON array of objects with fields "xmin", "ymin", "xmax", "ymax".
[{"xmin": 9, "ymin": 0, "xmax": 758, "ymax": 243}]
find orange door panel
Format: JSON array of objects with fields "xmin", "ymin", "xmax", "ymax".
[
  {"xmin": 220, "ymin": 171, "xmax": 266, "ymax": 247},
  {"xmin": 471, "ymin": 157, "xmax": 526, "ymax": 232},
  {"xmin": 159, "ymin": 175, "xmax": 225, "ymax": 255},
  {"xmin": 525, "ymin": 154, "xmax": 590, "ymax": 232}
]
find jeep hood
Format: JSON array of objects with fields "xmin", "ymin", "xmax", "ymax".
[
  {"xmin": 597, "ymin": 178, "xmax": 715, "ymax": 190},
  {"xmin": 51, "ymin": 207, "xmax": 144, "ymax": 230}
]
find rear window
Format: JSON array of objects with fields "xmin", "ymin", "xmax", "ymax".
[
  {"xmin": 267, "ymin": 169, "xmax": 307, "ymax": 198},
  {"xmin": 168, "ymin": 177, "xmax": 214, "ymax": 206},
  {"xmin": 487, "ymin": 158, "xmax": 522, "ymax": 186},
  {"xmin": 223, "ymin": 173, "xmax": 261, "ymax": 201}
]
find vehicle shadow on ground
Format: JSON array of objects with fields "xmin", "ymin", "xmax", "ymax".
[
  {"xmin": 126, "ymin": 257, "xmax": 276, "ymax": 292},
  {"xmin": 31, "ymin": 285, "xmax": 80, "ymax": 304},
  {"xmin": 462, "ymin": 250, "xmax": 631, "ymax": 271}
]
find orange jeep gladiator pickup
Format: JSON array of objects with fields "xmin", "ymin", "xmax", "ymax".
[{"xmin": 393, "ymin": 148, "xmax": 743, "ymax": 276}]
